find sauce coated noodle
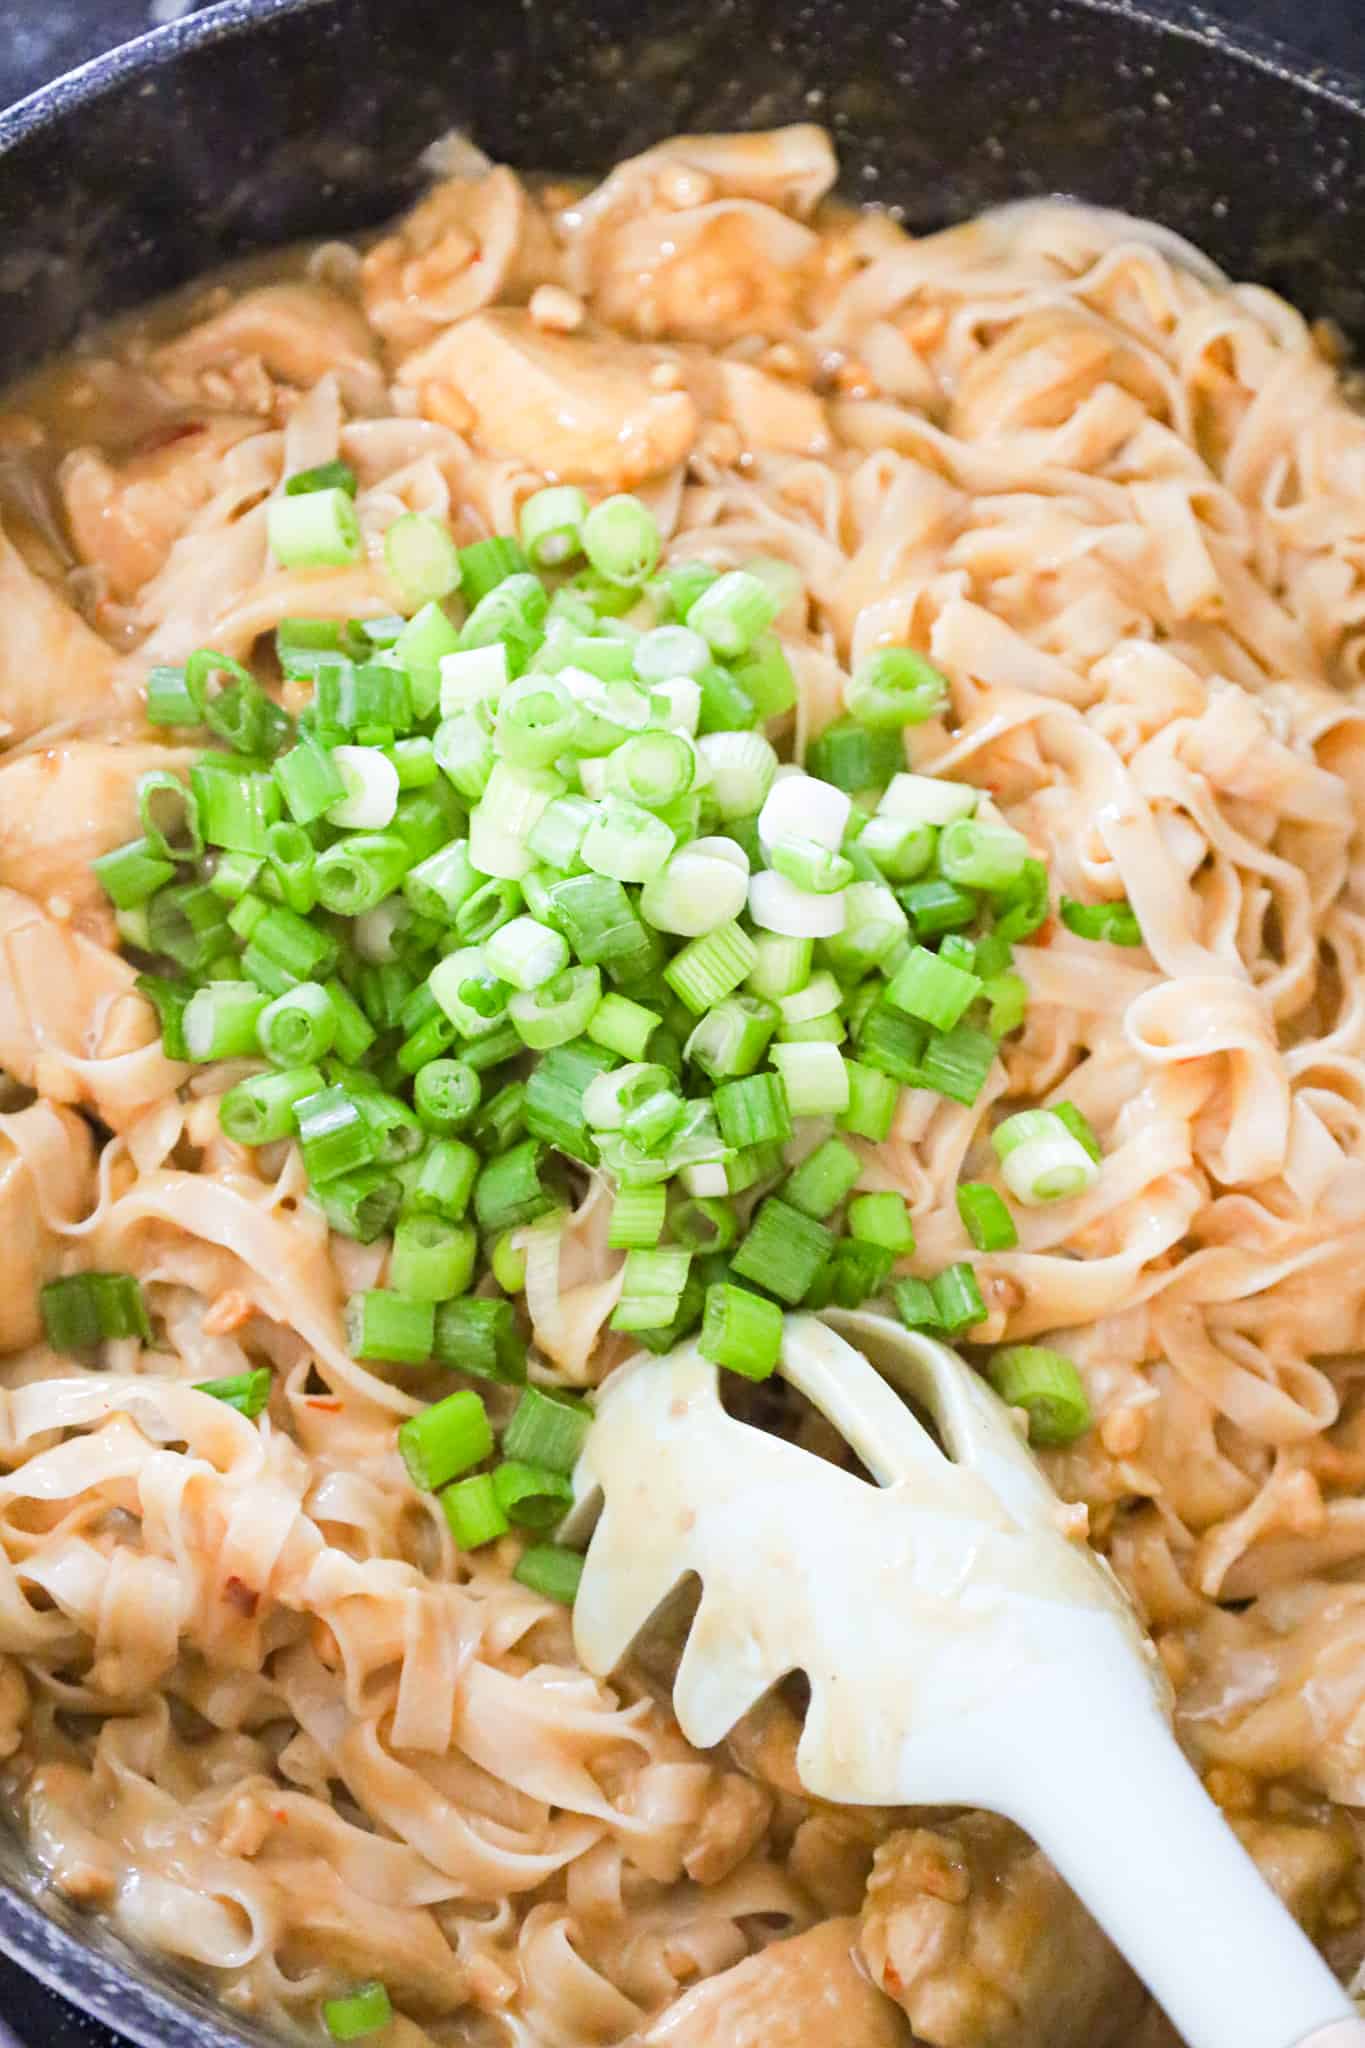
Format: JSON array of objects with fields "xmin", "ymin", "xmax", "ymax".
[{"xmin": 1, "ymin": 124, "xmax": 1365, "ymax": 2048}]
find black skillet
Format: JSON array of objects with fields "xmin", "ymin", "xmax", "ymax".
[{"xmin": 0, "ymin": 2, "xmax": 1362, "ymax": 2043}]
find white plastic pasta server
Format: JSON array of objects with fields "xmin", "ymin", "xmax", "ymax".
[{"xmin": 563, "ymin": 1310, "xmax": 1365, "ymax": 2048}]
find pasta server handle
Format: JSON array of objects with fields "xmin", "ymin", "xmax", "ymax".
[
  {"xmin": 983, "ymin": 1661, "xmax": 1358, "ymax": 2048},
  {"xmin": 568, "ymin": 1311, "xmax": 1359, "ymax": 2048}
]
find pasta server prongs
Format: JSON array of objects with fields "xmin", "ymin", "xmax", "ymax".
[{"xmin": 562, "ymin": 1310, "xmax": 1363, "ymax": 2048}]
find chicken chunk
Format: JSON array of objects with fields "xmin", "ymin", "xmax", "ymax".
[
  {"xmin": 151, "ymin": 283, "xmax": 385, "ymax": 415},
  {"xmin": 589, "ymin": 207, "xmax": 818, "ymax": 347},
  {"xmin": 0, "ymin": 740, "xmax": 195, "ymax": 939},
  {"xmin": 362, "ymin": 167, "xmax": 559, "ymax": 357},
  {"xmin": 0, "ymin": 886, "xmax": 185, "ymax": 1130},
  {"xmin": 0, "ymin": 515, "xmax": 117, "ymax": 746},
  {"xmin": 716, "ymin": 361, "xmax": 830, "ymax": 455},
  {"xmin": 637, "ymin": 1918, "xmax": 906, "ymax": 2048},
  {"xmin": 0, "ymin": 1101, "xmax": 95, "ymax": 1351},
  {"xmin": 576, "ymin": 127, "xmax": 838, "ymax": 225},
  {"xmin": 859, "ymin": 1814, "xmax": 1146, "ymax": 2048},
  {"xmin": 398, "ymin": 310, "xmax": 697, "ymax": 487},
  {"xmin": 60, "ymin": 415, "xmax": 259, "ymax": 602}
]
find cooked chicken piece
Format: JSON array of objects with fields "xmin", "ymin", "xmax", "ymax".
[
  {"xmin": 0, "ymin": 740, "xmax": 195, "ymax": 939},
  {"xmin": 151, "ymin": 283, "xmax": 385, "ymax": 414},
  {"xmin": 637, "ymin": 1917, "xmax": 906, "ymax": 2048},
  {"xmin": 0, "ymin": 515, "xmax": 117, "ymax": 745},
  {"xmin": 681, "ymin": 1772, "xmax": 773, "ymax": 1887},
  {"xmin": 0, "ymin": 1101, "xmax": 95, "ymax": 1351},
  {"xmin": 60, "ymin": 415, "xmax": 260, "ymax": 602},
  {"xmin": 1229, "ymin": 1811, "xmax": 1358, "ymax": 1937},
  {"xmin": 398, "ymin": 310, "xmax": 697, "ymax": 487},
  {"xmin": 0, "ymin": 886, "xmax": 185, "ymax": 1130},
  {"xmin": 591, "ymin": 206, "xmax": 817, "ymax": 347},
  {"xmin": 362, "ymin": 167, "xmax": 559, "ymax": 357},
  {"xmin": 859, "ymin": 1814, "xmax": 1146, "ymax": 2048},
  {"xmin": 716, "ymin": 361, "xmax": 830, "ymax": 455}
]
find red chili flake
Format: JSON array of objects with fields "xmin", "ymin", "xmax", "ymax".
[{"xmin": 222, "ymin": 1576, "xmax": 259, "ymax": 1617}]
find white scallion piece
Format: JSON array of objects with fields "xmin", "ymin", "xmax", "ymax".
[
  {"xmin": 748, "ymin": 868, "xmax": 847, "ymax": 938},
  {"xmin": 640, "ymin": 846, "xmax": 749, "ymax": 936},
  {"xmin": 877, "ymin": 772, "xmax": 977, "ymax": 827},
  {"xmin": 438, "ymin": 642, "xmax": 509, "ymax": 715},
  {"xmin": 992, "ymin": 1109, "xmax": 1099, "ymax": 1204},
  {"xmin": 758, "ymin": 771, "xmax": 850, "ymax": 856},
  {"xmin": 325, "ymin": 745, "xmax": 400, "ymax": 830}
]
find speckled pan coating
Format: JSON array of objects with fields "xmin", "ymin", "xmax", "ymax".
[{"xmin": 0, "ymin": 2, "xmax": 1362, "ymax": 2045}]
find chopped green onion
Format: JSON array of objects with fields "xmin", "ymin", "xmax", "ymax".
[
  {"xmin": 607, "ymin": 1184, "xmax": 668, "ymax": 1249},
  {"xmin": 956, "ymin": 1182, "xmax": 1019, "ymax": 1252},
  {"xmin": 285, "ymin": 458, "xmax": 357, "ymax": 498},
  {"xmin": 497, "ymin": 673, "xmax": 579, "ymax": 769},
  {"xmin": 137, "ymin": 769, "xmax": 201, "ymax": 861},
  {"xmin": 390, "ymin": 1214, "xmax": 477, "ymax": 1300},
  {"xmin": 1058, "ymin": 895, "xmax": 1143, "ymax": 946},
  {"xmin": 192, "ymin": 757, "xmax": 282, "ymax": 857},
  {"xmin": 611, "ymin": 1246, "xmax": 693, "ymax": 1331},
  {"xmin": 326, "ymin": 745, "xmax": 400, "ymax": 831},
  {"xmin": 484, "ymin": 915, "xmax": 570, "ymax": 993},
  {"xmin": 473, "ymin": 1138, "xmax": 558, "ymax": 1232},
  {"xmin": 520, "ymin": 484, "xmax": 589, "ymax": 568},
  {"xmin": 885, "ymin": 945, "xmax": 982, "ymax": 1032},
  {"xmin": 257, "ymin": 981, "xmax": 336, "ymax": 1066},
  {"xmin": 502, "ymin": 1387, "xmax": 592, "ymax": 1475},
  {"xmin": 194, "ymin": 1368, "xmax": 272, "ymax": 1419},
  {"xmin": 432, "ymin": 1296, "xmax": 526, "ymax": 1382},
  {"xmin": 440, "ymin": 1472, "xmax": 510, "ymax": 1549},
  {"xmin": 893, "ymin": 1277, "xmax": 940, "ymax": 1331},
  {"xmin": 144, "ymin": 663, "xmax": 201, "ymax": 726},
  {"xmin": 848, "ymin": 1190, "xmax": 914, "ymax": 1253},
  {"xmin": 669, "ymin": 1193, "xmax": 738, "ymax": 1252},
  {"xmin": 1051, "ymin": 1100, "xmax": 1102, "ymax": 1162},
  {"xmin": 640, "ymin": 844, "xmax": 749, "ymax": 938},
  {"xmin": 457, "ymin": 535, "xmax": 529, "ymax": 603},
  {"xmin": 582, "ymin": 797, "xmax": 675, "ymax": 883},
  {"xmin": 684, "ymin": 995, "xmax": 775, "ymax": 1080},
  {"xmin": 938, "ymin": 816, "xmax": 1031, "ymax": 892},
  {"xmin": 493, "ymin": 1459, "xmax": 574, "ymax": 1529},
  {"xmin": 490, "ymin": 1230, "xmax": 527, "ymax": 1293},
  {"xmin": 345, "ymin": 1289, "xmax": 435, "ymax": 1364},
  {"xmin": 784, "ymin": 1137, "xmax": 862, "ymax": 1219},
  {"xmin": 931, "ymin": 1261, "xmax": 987, "ymax": 1333},
  {"xmin": 984, "ymin": 972, "xmax": 1029, "ymax": 1038},
  {"xmin": 806, "ymin": 716, "xmax": 903, "ymax": 793},
  {"xmin": 854, "ymin": 1001, "xmax": 926, "ymax": 1087},
  {"xmin": 275, "ymin": 733, "xmax": 347, "ymax": 825},
  {"xmin": 509, "ymin": 965, "xmax": 603, "ymax": 1050},
  {"xmin": 847, "ymin": 646, "xmax": 949, "ymax": 729},
  {"xmin": 41, "ymin": 1273, "xmax": 151, "ymax": 1350},
  {"xmin": 582, "ymin": 494, "xmax": 660, "ymax": 586},
  {"xmin": 917, "ymin": 1022, "xmax": 997, "ymax": 1106},
  {"xmin": 879, "ymin": 772, "xmax": 976, "ymax": 828},
  {"xmin": 815, "ymin": 1237, "xmax": 895, "ymax": 1309},
  {"xmin": 732, "ymin": 633, "xmax": 797, "ymax": 719},
  {"xmin": 513, "ymin": 1543, "xmax": 584, "ymax": 1605},
  {"xmin": 991, "ymin": 1108, "xmax": 1099, "ymax": 1203},
  {"xmin": 384, "ymin": 512, "xmax": 461, "ymax": 608},
  {"xmin": 315, "ymin": 832, "xmax": 414, "ymax": 917},
  {"xmin": 314, "ymin": 1165, "xmax": 404, "ymax": 1243},
  {"xmin": 993, "ymin": 859, "xmax": 1050, "ymax": 941},
  {"xmin": 747, "ymin": 932, "xmax": 813, "ymax": 1001},
  {"xmin": 986, "ymin": 1345, "xmax": 1092, "ymax": 1446},
  {"xmin": 769, "ymin": 1040, "xmax": 851, "ymax": 1116},
  {"xmin": 218, "ymin": 1064, "xmax": 324, "ymax": 1144},
  {"xmin": 92, "ymin": 837, "xmax": 177, "ymax": 910},
  {"xmin": 413, "ymin": 1059, "xmax": 480, "ymax": 1133},
  {"xmin": 587, "ymin": 993, "xmax": 659, "ymax": 1061},
  {"xmin": 398, "ymin": 1387, "xmax": 492, "ymax": 1490},
  {"xmin": 406, "ymin": 1139, "xmax": 480, "ymax": 1221},
  {"xmin": 268, "ymin": 485, "xmax": 362, "ymax": 567},
  {"xmin": 323, "ymin": 1983, "xmax": 392, "ymax": 2043},
  {"xmin": 182, "ymin": 980, "xmax": 268, "ymax": 1061},
  {"xmin": 296, "ymin": 1084, "xmax": 381, "ymax": 1183},
  {"xmin": 689, "ymin": 569, "xmax": 781, "ymax": 658},
  {"xmin": 698, "ymin": 1282, "xmax": 782, "ymax": 1380},
  {"xmin": 714, "ymin": 1070, "xmax": 791, "ymax": 1150},
  {"xmin": 664, "ymin": 920, "xmax": 756, "ymax": 1015},
  {"xmin": 897, "ymin": 877, "xmax": 978, "ymax": 937},
  {"xmin": 858, "ymin": 815, "xmax": 937, "ymax": 883},
  {"xmin": 732, "ymin": 1197, "xmax": 833, "ymax": 1305}
]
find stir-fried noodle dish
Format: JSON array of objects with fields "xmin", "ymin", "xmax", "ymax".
[{"xmin": 3, "ymin": 123, "xmax": 1365, "ymax": 2048}]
